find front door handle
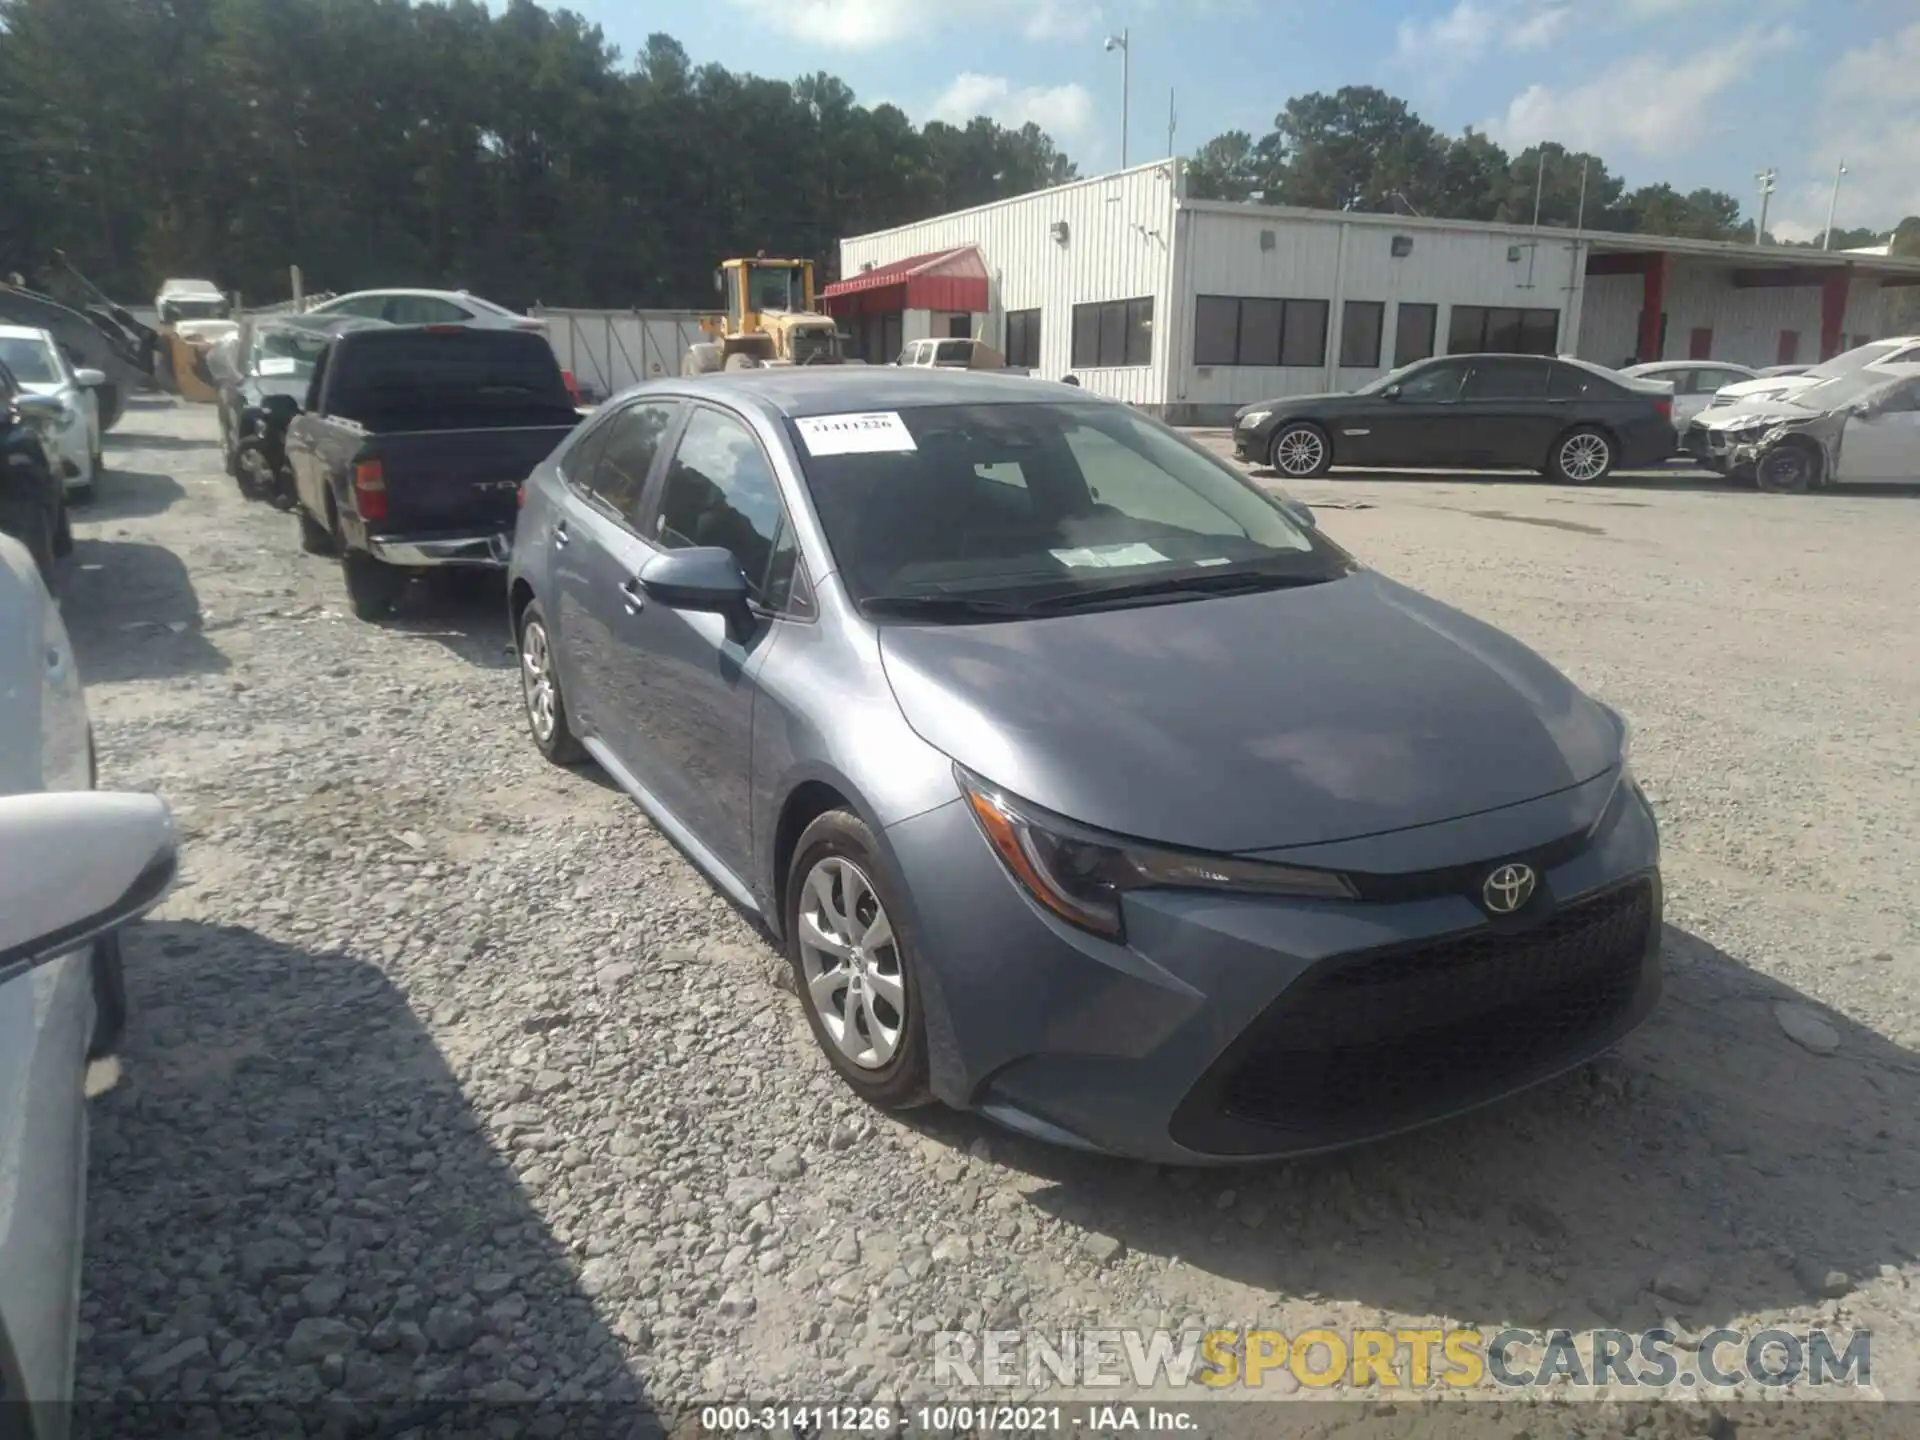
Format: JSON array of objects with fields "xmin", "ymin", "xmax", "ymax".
[
  {"xmin": 553, "ymin": 519, "xmax": 570, "ymax": 548},
  {"xmin": 619, "ymin": 578, "xmax": 644, "ymax": 614}
]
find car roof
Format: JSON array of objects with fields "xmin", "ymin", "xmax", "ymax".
[
  {"xmin": 320, "ymin": 288, "xmax": 475, "ymax": 303},
  {"xmin": 0, "ymin": 324, "xmax": 54, "ymax": 343},
  {"xmin": 643, "ymin": 367, "xmax": 1098, "ymax": 418}
]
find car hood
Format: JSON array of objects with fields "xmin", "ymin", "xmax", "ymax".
[
  {"xmin": 1715, "ymin": 376, "xmax": 1815, "ymax": 404},
  {"xmin": 1239, "ymin": 393, "xmax": 1346, "ymax": 423},
  {"xmin": 15, "ymin": 380, "xmax": 72, "ymax": 400},
  {"xmin": 1701, "ymin": 403, "xmax": 1806, "ymax": 431},
  {"xmin": 877, "ymin": 571, "xmax": 1621, "ymax": 853}
]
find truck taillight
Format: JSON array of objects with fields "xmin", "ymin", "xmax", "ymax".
[
  {"xmin": 352, "ymin": 458, "xmax": 388, "ymax": 522},
  {"xmin": 1653, "ymin": 396, "xmax": 1673, "ymax": 421}
]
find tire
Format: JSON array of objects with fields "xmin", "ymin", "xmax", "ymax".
[
  {"xmin": 53, "ymin": 500, "xmax": 73, "ymax": 558},
  {"xmin": 0, "ymin": 497, "xmax": 58, "ymax": 582},
  {"xmin": 1755, "ymin": 441, "xmax": 1818, "ymax": 494},
  {"xmin": 784, "ymin": 810, "xmax": 932, "ymax": 1111},
  {"xmin": 1548, "ymin": 426, "xmax": 1615, "ymax": 485},
  {"xmin": 516, "ymin": 599, "xmax": 585, "ymax": 764},
  {"xmin": 1269, "ymin": 422, "xmax": 1333, "ymax": 479},
  {"xmin": 297, "ymin": 503, "xmax": 335, "ymax": 555},
  {"xmin": 340, "ymin": 548, "xmax": 403, "ymax": 621},
  {"xmin": 88, "ymin": 929, "xmax": 128, "ymax": 1059}
]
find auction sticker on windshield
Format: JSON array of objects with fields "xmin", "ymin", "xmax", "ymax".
[
  {"xmin": 1051, "ymin": 542, "xmax": 1171, "ymax": 569},
  {"xmin": 258, "ymin": 357, "xmax": 299, "ymax": 376},
  {"xmin": 795, "ymin": 412, "xmax": 918, "ymax": 456}
]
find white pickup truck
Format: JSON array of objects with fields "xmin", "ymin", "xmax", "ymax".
[{"xmin": 895, "ymin": 338, "xmax": 1031, "ymax": 375}]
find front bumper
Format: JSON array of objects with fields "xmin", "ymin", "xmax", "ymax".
[
  {"xmin": 367, "ymin": 530, "xmax": 512, "ymax": 568},
  {"xmin": 1232, "ymin": 425, "xmax": 1265, "ymax": 463},
  {"xmin": 885, "ymin": 773, "xmax": 1662, "ymax": 1164}
]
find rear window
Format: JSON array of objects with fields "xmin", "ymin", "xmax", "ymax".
[{"xmin": 325, "ymin": 330, "xmax": 571, "ymax": 425}]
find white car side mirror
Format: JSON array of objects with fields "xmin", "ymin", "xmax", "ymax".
[
  {"xmin": 0, "ymin": 792, "xmax": 178, "ymax": 984},
  {"xmin": 73, "ymin": 367, "xmax": 108, "ymax": 389}
]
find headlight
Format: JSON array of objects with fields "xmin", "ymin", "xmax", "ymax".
[
  {"xmin": 957, "ymin": 768, "xmax": 1355, "ymax": 940},
  {"xmin": 1600, "ymin": 703, "xmax": 1631, "ymax": 764},
  {"xmin": 1238, "ymin": 409, "xmax": 1271, "ymax": 430}
]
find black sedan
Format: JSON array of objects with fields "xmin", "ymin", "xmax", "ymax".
[
  {"xmin": 1234, "ymin": 353, "xmax": 1676, "ymax": 484},
  {"xmin": 214, "ymin": 312, "xmax": 385, "ymax": 507},
  {"xmin": 0, "ymin": 360, "xmax": 71, "ymax": 580}
]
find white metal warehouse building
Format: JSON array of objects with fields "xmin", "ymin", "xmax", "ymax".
[{"xmin": 825, "ymin": 161, "xmax": 1920, "ymax": 424}]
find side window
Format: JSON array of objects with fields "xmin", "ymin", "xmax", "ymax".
[
  {"xmin": 328, "ymin": 296, "xmax": 383, "ymax": 319},
  {"xmin": 650, "ymin": 407, "xmax": 785, "ymax": 597},
  {"xmin": 1702, "ymin": 368, "xmax": 1749, "ymax": 392},
  {"xmin": 385, "ymin": 295, "xmax": 470, "ymax": 325},
  {"xmin": 1396, "ymin": 360, "xmax": 1468, "ymax": 402},
  {"xmin": 558, "ymin": 414, "xmax": 619, "ymax": 492},
  {"xmin": 1547, "ymin": 363, "xmax": 1595, "ymax": 400},
  {"xmin": 1876, "ymin": 382, "xmax": 1920, "ymax": 414},
  {"xmin": 581, "ymin": 401, "xmax": 678, "ymax": 524},
  {"xmin": 1461, "ymin": 359, "xmax": 1549, "ymax": 400}
]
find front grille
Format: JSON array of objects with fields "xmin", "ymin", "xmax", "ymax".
[
  {"xmin": 788, "ymin": 330, "xmax": 838, "ymax": 364},
  {"xmin": 1175, "ymin": 881, "xmax": 1656, "ymax": 1152}
]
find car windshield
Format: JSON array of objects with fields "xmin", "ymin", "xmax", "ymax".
[
  {"xmin": 1788, "ymin": 371, "xmax": 1906, "ymax": 410},
  {"xmin": 1802, "ymin": 340, "xmax": 1909, "ymax": 382},
  {"xmin": 0, "ymin": 336, "xmax": 60, "ymax": 384},
  {"xmin": 791, "ymin": 401, "xmax": 1349, "ymax": 613},
  {"xmin": 254, "ymin": 328, "xmax": 329, "ymax": 376},
  {"xmin": 1354, "ymin": 364, "xmax": 1420, "ymax": 395}
]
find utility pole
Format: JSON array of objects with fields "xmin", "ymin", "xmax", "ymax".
[
  {"xmin": 1754, "ymin": 168, "xmax": 1778, "ymax": 245},
  {"xmin": 1531, "ymin": 148, "xmax": 1547, "ymax": 229},
  {"xmin": 1104, "ymin": 29, "xmax": 1130, "ymax": 169},
  {"xmin": 1167, "ymin": 89, "xmax": 1177, "ymax": 159},
  {"xmin": 1822, "ymin": 161, "xmax": 1849, "ymax": 249}
]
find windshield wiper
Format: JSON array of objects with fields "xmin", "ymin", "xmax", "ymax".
[
  {"xmin": 861, "ymin": 593, "xmax": 1032, "ymax": 621},
  {"xmin": 1026, "ymin": 568, "xmax": 1329, "ymax": 613}
]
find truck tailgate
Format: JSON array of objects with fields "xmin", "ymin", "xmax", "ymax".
[{"xmin": 362, "ymin": 425, "xmax": 572, "ymax": 533}]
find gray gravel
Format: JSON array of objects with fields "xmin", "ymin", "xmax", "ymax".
[{"xmin": 59, "ymin": 400, "xmax": 1920, "ymax": 1432}]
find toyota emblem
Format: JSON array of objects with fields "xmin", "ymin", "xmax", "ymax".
[{"xmin": 1482, "ymin": 863, "xmax": 1537, "ymax": 915}]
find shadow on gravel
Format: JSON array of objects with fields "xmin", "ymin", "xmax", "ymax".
[
  {"xmin": 382, "ymin": 571, "xmax": 517, "ymax": 673},
  {"xmin": 1247, "ymin": 463, "xmax": 1748, "ymax": 497},
  {"xmin": 77, "ymin": 920, "xmax": 662, "ymax": 1439},
  {"xmin": 74, "ymin": 467, "xmax": 187, "ymax": 522},
  {"xmin": 917, "ymin": 923, "xmax": 1920, "ymax": 1339},
  {"xmin": 61, "ymin": 538, "xmax": 228, "ymax": 683}
]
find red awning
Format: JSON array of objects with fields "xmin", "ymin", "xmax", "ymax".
[{"xmin": 821, "ymin": 246, "xmax": 989, "ymax": 316}]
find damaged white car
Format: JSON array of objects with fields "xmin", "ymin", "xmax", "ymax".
[{"xmin": 1692, "ymin": 367, "xmax": 1920, "ymax": 492}]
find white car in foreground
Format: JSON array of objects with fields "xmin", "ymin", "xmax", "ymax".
[
  {"xmin": 0, "ymin": 533, "xmax": 179, "ymax": 1433},
  {"xmin": 1705, "ymin": 336, "xmax": 1920, "ymax": 412},
  {"xmin": 0, "ymin": 325, "xmax": 106, "ymax": 501}
]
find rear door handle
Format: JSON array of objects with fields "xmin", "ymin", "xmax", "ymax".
[{"xmin": 619, "ymin": 578, "xmax": 644, "ymax": 614}]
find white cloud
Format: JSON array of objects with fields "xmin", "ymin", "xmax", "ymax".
[
  {"xmin": 930, "ymin": 72, "xmax": 1096, "ymax": 137},
  {"xmin": 1488, "ymin": 25, "xmax": 1795, "ymax": 157},
  {"xmin": 1394, "ymin": 1, "xmax": 1571, "ymax": 67},
  {"xmin": 1768, "ymin": 19, "xmax": 1920, "ymax": 236},
  {"xmin": 727, "ymin": 0, "xmax": 1103, "ymax": 50}
]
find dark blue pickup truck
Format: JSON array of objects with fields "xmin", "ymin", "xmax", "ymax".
[{"xmin": 284, "ymin": 325, "xmax": 581, "ymax": 619}]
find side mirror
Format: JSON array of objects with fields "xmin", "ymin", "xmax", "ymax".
[
  {"xmin": 1277, "ymin": 497, "xmax": 1318, "ymax": 530},
  {"xmin": 1381, "ymin": 383, "xmax": 1402, "ymax": 400},
  {"xmin": 0, "ymin": 792, "xmax": 178, "ymax": 985},
  {"xmin": 1852, "ymin": 400, "xmax": 1879, "ymax": 418},
  {"xmin": 12, "ymin": 393, "xmax": 66, "ymax": 424},
  {"xmin": 73, "ymin": 367, "xmax": 108, "ymax": 389},
  {"xmin": 713, "ymin": 269, "xmax": 726, "ymax": 295},
  {"xmin": 637, "ymin": 547, "xmax": 753, "ymax": 633}
]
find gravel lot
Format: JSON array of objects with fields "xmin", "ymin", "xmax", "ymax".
[{"xmin": 61, "ymin": 399, "xmax": 1920, "ymax": 1433}]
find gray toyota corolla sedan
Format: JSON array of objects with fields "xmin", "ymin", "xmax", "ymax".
[{"xmin": 507, "ymin": 370, "xmax": 1661, "ymax": 1164}]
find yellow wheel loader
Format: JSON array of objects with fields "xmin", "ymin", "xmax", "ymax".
[{"xmin": 682, "ymin": 257, "xmax": 850, "ymax": 375}]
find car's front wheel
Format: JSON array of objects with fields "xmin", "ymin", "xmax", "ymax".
[
  {"xmin": 785, "ymin": 810, "xmax": 932, "ymax": 1111},
  {"xmin": 516, "ymin": 599, "xmax": 584, "ymax": 763},
  {"xmin": 1756, "ymin": 440, "xmax": 1819, "ymax": 493},
  {"xmin": 1269, "ymin": 422, "xmax": 1333, "ymax": 478}
]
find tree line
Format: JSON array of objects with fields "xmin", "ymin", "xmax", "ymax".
[{"xmin": 2, "ymin": 3, "xmax": 1913, "ymax": 313}]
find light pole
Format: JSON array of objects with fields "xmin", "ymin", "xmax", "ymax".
[
  {"xmin": 1754, "ymin": 167, "xmax": 1778, "ymax": 245},
  {"xmin": 1822, "ymin": 160, "xmax": 1849, "ymax": 249},
  {"xmin": 1104, "ymin": 29, "xmax": 1130, "ymax": 169}
]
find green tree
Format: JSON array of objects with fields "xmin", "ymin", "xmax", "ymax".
[{"xmin": 1263, "ymin": 86, "xmax": 1447, "ymax": 213}]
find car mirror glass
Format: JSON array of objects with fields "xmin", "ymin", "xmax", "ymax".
[
  {"xmin": 73, "ymin": 367, "xmax": 108, "ymax": 389},
  {"xmin": 1382, "ymin": 384, "xmax": 1401, "ymax": 400},
  {"xmin": 0, "ymin": 792, "xmax": 178, "ymax": 984}
]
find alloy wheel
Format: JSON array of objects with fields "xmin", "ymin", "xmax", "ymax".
[
  {"xmin": 796, "ymin": 856, "xmax": 905, "ymax": 1070},
  {"xmin": 1558, "ymin": 433, "xmax": 1610, "ymax": 483},
  {"xmin": 520, "ymin": 618, "xmax": 558, "ymax": 742},
  {"xmin": 1273, "ymin": 427, "xmax": 1326, "ymax": 477}
]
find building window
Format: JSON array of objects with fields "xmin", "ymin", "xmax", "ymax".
[
  {"xmin": 1777, "ymin": 330, "xmax": 1800, "ymax": 365},
  {"xmin": 1338, "ymin": 300, "xmax": 1385, "ymax": 369},
  {"xmin": 1071, "ymin": 297, "xmax": 1153, "ymax": 368},
  {"xmin": 1191, "ymin": 295, "xmax": 1329, "ymax": 368},
  {"xmin": 1004, "ymin": 308, "xmax": 1041, "ymax": 369},
  {"xmin": 1393, "ymin": 303, "xmax": 1438, "ymax": 367},
  {"xmin": 1446, "ymin": 305, "xmax": 1560, "ymax": 356}
]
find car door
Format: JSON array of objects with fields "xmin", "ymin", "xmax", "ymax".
[
  {"xmin": 1453, "ymin": 358, "xmax": 1555, "ymax": 466},
  {"xmin": 382, "ymin": 295, "xmax": 472, "ymax": 325},
  {"xmin": 547, "ymin": 399, "xmax": 681, "ymax": 751},
  {"xmin": 621, "ymin": 403, "xmax": 791, "ymax": 880},
  {"xmin": 1834, "ymin": 379, "xmax": 1920, "ymax": 483},
  {"xmin": 1354, "ymin": 358, "xmax": 1472, "ymax": 465}
]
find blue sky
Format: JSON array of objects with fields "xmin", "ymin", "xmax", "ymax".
[{"xmin": 551, "ymin": 0, "xmax": 1920, "ymax": 238}]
